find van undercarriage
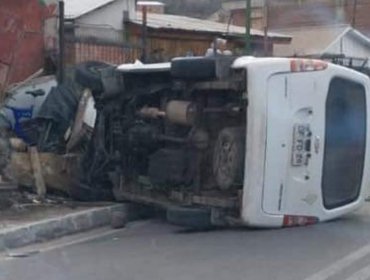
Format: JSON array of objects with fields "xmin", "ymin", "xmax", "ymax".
[{"xmin": 77, "ymin": 57, "xmax": 247, "ymax": 226}]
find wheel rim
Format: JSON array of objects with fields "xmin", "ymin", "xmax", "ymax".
[{"xmin": 215, "ymin": 137, "xmax": 236, "ymax": 189}]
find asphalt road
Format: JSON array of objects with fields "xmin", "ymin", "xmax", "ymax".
[{"xmin": 2, "ymin": 205, "xmax": 370, "ymax": 280}]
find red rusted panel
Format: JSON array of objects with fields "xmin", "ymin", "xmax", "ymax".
[
  {"xmin": 0, "ymin": 0, "xmax": 58, "ymax": 95},
  {"xmin": 0, "ymin": 10, "xmax": 23, "ymax": 64},
  {"xmin": 9, "ymin": 33, "xmax": 44, "ymax": 85}
]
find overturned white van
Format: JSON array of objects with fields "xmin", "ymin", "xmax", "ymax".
[{"xmin": 75, "ymin": 57, "xmax": 370, "ymax": 228}]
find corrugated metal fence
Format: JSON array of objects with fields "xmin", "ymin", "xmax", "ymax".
[{"xmin": 65, "ymin": 24, "xmax": 141, "ymax": 65}]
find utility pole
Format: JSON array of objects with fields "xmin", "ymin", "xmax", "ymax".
[
  {"xmin": 141, "ymin": 5, "xmax": 148, "ymax": 63},
  {"xmin": 58, "ymin": 0, "xmax": 65, "ymax": 84},
  {"xmin": 352, "ymin": 0, "xmax": 358, "ymax": 28},
  {"xmin": 137, "ymin": 1, "xmax": 164, "ymax": 63},
  {"xmin": 245, "ymin": 0, "xmax": 252, "ymax": 55},
  {"xmin": 263, "ymin": 0, "xmax": 270, "ymax": 56}
]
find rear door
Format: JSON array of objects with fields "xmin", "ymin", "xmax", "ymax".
[
  {"xmin": 263, "ymin": 71, "xmax": 367, "ymax": 217},
  {"xmin": 263, "ymin": 72, "xmax": 325, "ymax": 215}
]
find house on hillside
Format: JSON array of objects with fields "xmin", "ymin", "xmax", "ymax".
[
  {"xmin": 127, "ymin": 12, "xmax": 291, "ymax": 60},
  {"xmin": 63, "ymin": 0, "xmax": 291, "ymax": 64},
  {"xmin": 273, "ymin": 25, "xmax": 370, "ymax": 62},
  {"xmin": 209, "ymin": 0, "xmax": 266, "ymax": 30},
  {"xmin": 63, "ymin": 0, "xmax": 139, "ymax": 65},
  {"xmin": 213, "ymin": 0, "xmax": 370, "ymax": 37}
]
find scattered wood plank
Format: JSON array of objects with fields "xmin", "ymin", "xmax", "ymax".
[
  {"xmin": 10, "ymin": 152, "xmax": 80, "ymax": 196},
  {"xmin": 29, "ymin": 147, "xmax": 46, "ymax": 199}
]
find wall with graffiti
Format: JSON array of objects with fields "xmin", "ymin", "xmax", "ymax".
[{"xmin": 0, "ymin": 0, "xmax": 58, "ymax": 97}]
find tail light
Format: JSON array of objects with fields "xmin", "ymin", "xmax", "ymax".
[
  {"xmin": 290, "ymin": 59, "xmax": 328, "ymax": 72},
  {"xmin": 283, "ymin": 215, "xmax": 319, "ymax": 227}
]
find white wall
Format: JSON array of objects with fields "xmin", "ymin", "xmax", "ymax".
[
  {"xmin": 326, "ymin": 32, "xmax": 370, "ymax": 59},
  {"xmin": 73, "ymin": 0, "xmax": 135, "ymax": 43},
  {"xmin": 76, "ymin": 0, "xmax": 135, "ymax": 29}
]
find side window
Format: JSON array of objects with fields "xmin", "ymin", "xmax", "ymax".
[{"xmin": 322, "ymin": 77, "xmax": 366, "ymax": 209}]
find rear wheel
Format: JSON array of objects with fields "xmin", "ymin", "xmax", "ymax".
[{"xmin": 213, "ymin": 127, "xmax": 245, "ymax": 190}]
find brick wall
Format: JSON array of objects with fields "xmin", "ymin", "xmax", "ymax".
[
  {"xmin": 229, "ymin": 0, "xmax": 370, "ymax": 37},
  {"xmin": 344, "ymin": 0, "xmax": 370, "ymax": 36},
  {"xmin": 230, "ymin": 7, "xmax": 265, "ymax": 29},
  {"xmin": 268, "ymin": 0, "xmax": 344, "ymax": 29}
]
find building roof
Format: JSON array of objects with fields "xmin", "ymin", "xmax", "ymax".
[
  {"xmin": 132, "ymin": 12, "xmax": 291, "ymax": 41},
  {"xmin": 273, "ymin": 25, "xmax": 370, "ymax": 57},
  {"xmin": 137, "ymin": 1, "xmax": 164, "ymax": 6},
  {"xmin": 64, "ymin": 0, "xmax": 116, "ymax": 19}
]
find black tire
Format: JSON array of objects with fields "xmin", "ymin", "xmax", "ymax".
[
  {"xmin": 75, "ymin": 61, "xmax": 112, "ymax": 93},
  {"xmin": 213, "ymin": 127, "xmax": 245, "ymax": 190},
  {"xmin": 171, "ymin": 57, "xmax": 216, "ymax": 81},
  {"xmin": 166, "ymin": 206, "xmax": 212, "ymax": 229}
]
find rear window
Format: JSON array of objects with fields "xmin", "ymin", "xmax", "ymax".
[{"xmin": 322, "ymin": 77, "xmax": 366, "ymax": 209}]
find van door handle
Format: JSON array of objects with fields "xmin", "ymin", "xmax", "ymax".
[{"xmin": 314, "ymin": 136, "xmax": 320, "ymax": 154}]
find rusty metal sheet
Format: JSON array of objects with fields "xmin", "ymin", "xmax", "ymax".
[{"xmin": 0, "ymin": 0, "xmax": 58, "ymax": 96}]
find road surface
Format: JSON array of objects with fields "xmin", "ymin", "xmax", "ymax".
[{"xmin": 2, "ymin": 205, "xmax": 370, "ymax": 280}]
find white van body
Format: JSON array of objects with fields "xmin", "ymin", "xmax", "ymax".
[
  {"xmin": 235, "ymin": 57, "xmax": 370, "ymax": 227},
  {"xmin": 90, "ymin": 57, "xmax": 370, "ymax": 228}
]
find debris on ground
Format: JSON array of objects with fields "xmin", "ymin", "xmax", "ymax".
[
  {"xmin": 0, "ymin": 64, "xmax": 92, "ymax": 201},
  {"xmin": 0, "ymin": 190, "xmax": 93, "ymax": 230}
]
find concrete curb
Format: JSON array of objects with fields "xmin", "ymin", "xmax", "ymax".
[{"xmin": 0, "ymin": 203, "xmax": 130, "ymax": 251}]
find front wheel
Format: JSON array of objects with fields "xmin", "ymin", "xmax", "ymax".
[{"xmin": 213, "ymin": 127, "xmax": 245, "ymax": 190}]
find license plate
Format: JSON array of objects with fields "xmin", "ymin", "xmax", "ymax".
[{"xmin": 292, "ymin": 124, "xmax": 311, "ymax": 166}]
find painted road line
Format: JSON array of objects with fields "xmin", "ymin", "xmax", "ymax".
[
  {"xmin": 344, "ymin": 263, "xmax": 370, "ymax": 280},
  {"xmin": 0, "ymin": 227, "xmax": 121, "ymax": 261},
  {"xmin": 304, "ymin": 243, "xmax": 370, "ymax": 280},
  {"xmin": 0, "ymin": 220, "xmax": 155, "ymax": 262}
]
